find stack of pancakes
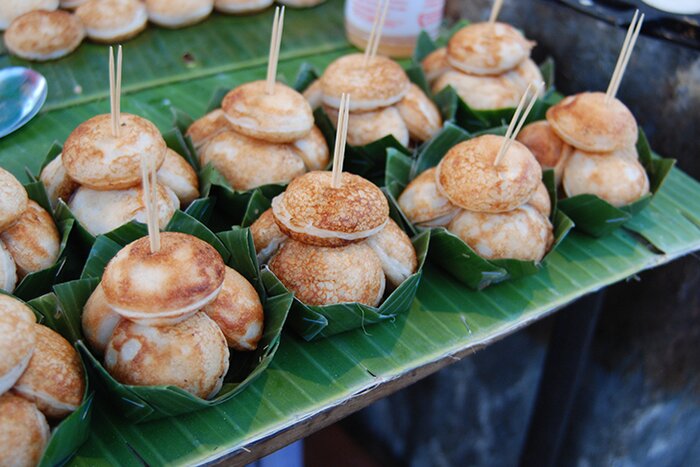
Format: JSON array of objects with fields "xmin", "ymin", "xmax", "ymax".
[
  {"xmin": 0, "ymin": 168, "xmax": 60, "ymax": 293},
  {"xmin": 187, "ymin": 81, "xmax": 329, "ymax": 192},
  {"xmin": 82, "ymin": 232, "xmax": 264, "ymax": 398},
  {"xmin": 250, "ymin": 171, "xmax": 418, "ymax": 306},
  {"xmin": 304, "ymin": 53, "xmax": 442, "ymax": 147},
  {"xmin": 423, "ymin": 22, "xmax": 545, "ymax": 111},
  {"xmin": 0, "ymin": 295, "xmax": 85, "ymax": 466},
  {"xmin": 518, "ymin": 92, "xmax": 649, "ymax": 207},
  {"xmin": 41, "ymin": 113, "xmax": 200, "ymax": 236},
  {"xmin": 399, "ymin": 134, "xmax": 554, "ymax": 262}
]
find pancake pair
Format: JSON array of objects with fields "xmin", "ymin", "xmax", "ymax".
[
  {"xmin": 422, "ymin": 22, "xmax": 545, "ymax": 111},
  {"xmin": 518, "ymin": 92, "xmax": 649, "ymax": 207},
  {"xmin": 250, "ymin": 171, "xmax": 418, "ymax": 307},
  {"xmin": 187, "ymin": 81, "xmax": 329, "ymax": 191},
  {"xmin": 303, "ymin": 54, "xmax": 442, "ymax": 147},
  {"xmin": 0, "ymin": 168, "xmax": 60, "ymax": 294},
  {"xmin": 41, "ymin": 113, "xmax": 200, "ymax": 236},
  {"xmin": 399, "ymin": 134, "xmax": 554, "ymax": 262},
  {"xmin": 0, "ymin": 295, "xmax": 85, "ymax": 466},
  {"xmin": 81, "ymin": 232, "xmax": 264, "ymax": 399}
]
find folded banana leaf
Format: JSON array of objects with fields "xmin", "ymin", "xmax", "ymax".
[
  {"xmin": 24, "ymin": 293, "xmax": 94, "ymax": 467},
  {"xmin": 557, "ymin": 129, "xmax": 676, "ymax": 237},
  {"xmin": 52, "ymin": 218, "xmax": 292, "ymax": 423},
  {"xmin": 412, "ymin": 24, "xmax": 562, "ymax": 132},
  {"xmin": 228, "ymin": 193, "xmax": 430, "ymax": 341},
  {"xmin": 385, "ymin": 124, "xmax": 574, "ymax": 290}
]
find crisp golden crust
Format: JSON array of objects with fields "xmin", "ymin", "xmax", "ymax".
[
  {"xmin": 40, "ymin": 155, "xmax": 80, "ymax": 208},
  {"xmin": 302, "ymin": 79, "xmax": 323, "ymax": 109},
  {"xmin": 0, "ymin": 394, "xmax": 50, "ymax": 467},
  {"xmin": 271, "ymin": 171, "xmax": 389, "ymax": 247},
  {"xmin": 13, "ymin": 324, "xmax": 84, "ymax": 419},
  {"xmin": 320, "ymin": 53, "xmax": 410, "ymax": 111},
  {"xmin": 398, "ymin": 168, "xmax": 458, "ymax": 225},
  {"xmin": 292, "ymin": 125, "xmax": 330, "ymax": 171},
  {"xmin": 269, "ymin": 240, "xmax": 385, "ymax": 306},
  {"xmin": 517, "ymin": 120, "xmax": 571, "ymax": 185},
  {"xmin": 102, "ymin": 232, "xmax": 226, "ymax": 323},
  {"xmin": 145, "ymin": 0, "xmax": 213, "ymax": 28},
  {"xmin": 250, "ymin": 209, "xmax": 287, "ymax": 264},
  {"xmin": 69, "ymin": 183, "xmax": 178, "ymax": 236},
  {"xmin": 0, "ymin": 201, "xmax": 60, "ymax": 278},
  {"xmin": 76, "ymin": 0, "xmax": 147, "ymax": 42},
  {"xmin": 0, "ymin": 0, "xmax": 58, "ymax": 30},
  {"xmin": 0, "ymin": 241, "xmax": 17, "ymax": 293},
  {"xmin": 5, "ymin": 10, "xmax": 84, "ymax": 61},
  {"xmin": 104, "ymin": 312, "xmax": 229, "ymax": 399},
  {"xmin": 395, "ymin": 83, "xmax": 443, "ymax": 142},
  {"xmin": 448, "ymin": 205, "xmax": 553, "ymax": 261},
  {"xmin": 186, "ymin": 109, "xmax": 232, "ymax": 150},
  {"xmin": 528, "ymin": 180, "xmax": 551, "ymax": 218},
  {"xmin": 222, "ymin": 81, "xmax": 314, "ymax": 143},
  {"xmin": 214, "ymin": 0, "xmax": 273, "ymax": 13},
  {"xmin": 324, "ymin": 105, "xmax": 409, "ymax": 147},
  {"xmin": 504, "ymin": 58, "xmax": 545, "ymax": 95},
  {"xmin": 563, "ymin": 148, "xmax": 649, "ymax": 207},
  {"xmin": 366, "ymin": 219, "xmax": 417, "ymax": 289},
  {"xmin": 201, "ymin": 130, "xmax": 306, "ymax": 191},
  {"xmin": 82, "ymin": 283, "xmax": 121, "ymax": 355},
  {"xmin": 421, "ymin": 47, "xmax": 450, "ymax": 84},
  {"xmin": 63, "ymin": 113, "xmax": 166, "ymax": 190},
  {"xmin": 437, "ymin": 135, "xmax": 541, "ymax": 212},
  {"xmin": 432, "ymin": 70, "xmax": 521, "ymax": 110},
  {"xmin": 0, "ymin": 295, "xmax": 36, "ymax": 324},
  {"xmin": 546, "ymin": 92, "xmax": 638, "ymax": 152},
  {"xmin": 0, "ymin": 303, "xmax": 35, "ymax": 395},
  {"xmin": 0, "ymin": 167, "xmax": 28, "ymax": 231},
  {"xmin": 203, "ymin": 267, "xmax": 263, "ymax": 351},
  {"xmin": 447, "ymin": 22, "xmax": 533, "ymax": 75},
  {"xmin": 156, "ymin": 149, "xmax": 200, "ymax": 205}
]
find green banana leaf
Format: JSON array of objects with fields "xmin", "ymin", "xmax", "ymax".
[
  {"xmin": 412, "ymin": 24, "xmax": 561, "ymax": 132},
  {"xmin": 52, "ymin": 216, "xmax": 293, "ymax": 423},
  {"xmin": 557, "ymin": 129, "xmax": 676, "ymax": 238},
  {"xmin": 229, "ymin": 190, "xmax": 430, "ymax": 340},
  {"xmin": 385, "ymin": 125, "xmax": 574, "ymax": 290},
  {"xmin": 25, "ymin": 293, "xmax": 94, "ymax": 467}
]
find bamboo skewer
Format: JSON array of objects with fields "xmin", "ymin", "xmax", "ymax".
[
  {"xmin": 606, "ymin": 10, "xmax": 644, "ymax": 102},
  {"xmin": 363, "ymin": 0, "xmax": 390, "ymax": 66},
  {"xmin": 493, "ymin": 81, "xmax": 543, "ymax": 167},
  {"xmin": 266, "ymin": 6, "xmax": 285, "ymax": 95},
  {"xmin": 141, "ymin": 153, "xmax": 160, "ymax": 254},
  {"xmin": 489, "ymin": 0, "xmax": 504, "ymax": 23},
  {"xmin": 108, "ymin": 45, "xmax": 123, "ymax": 137},
  {"xmin": 331, "ymin": 93, "xmax": 351, "ymax": 189}
]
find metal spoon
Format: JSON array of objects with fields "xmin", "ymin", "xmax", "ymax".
[{"xmin": 0, "ymin": 67, "xmax": 47, "ymax": 139}]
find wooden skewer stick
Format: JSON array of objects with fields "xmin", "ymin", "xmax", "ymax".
[
  {"xmin": 494, "ymin": 81, "xmax": 543, "ymax": 167},
  {"xmin": 108, "ymin": 45, "xmax": 123, "ymax": 137},
  {"xmin": 331, "ymin": 93, "xmax": 351, "ymax": 189},
  {"xmin": 115, "ymin": 45, "xmax": 122, "ymax": 137},
  {"xmin": 489, "ymin": 0, "xmax": 504, "ymax": 23},
  {"xmin": 141, "ymin": 154, "xmax": 161, "ymax": 253},
  {"xmin": 363, "ymin": 0, "xmax": 390, "ymax": 66},
  {"xmin": 265, "ymin": 6, "xmax": 285, "ymax": 95},
  {"xmin": 606, "ymin": 10, "xmax": 643, "ymax": 102}
]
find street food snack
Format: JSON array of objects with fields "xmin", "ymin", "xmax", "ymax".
[
  {"xmin": 517, "ymin": 120, "xmax": 571, "ymax": 185},
  {"xmin": 0, "ymin": 393, "xmax": 50, "ymax": 467},
  {"xmin": 0, "ymin": 301, "xmax": 35, "ymax": 395},
  {"xmin": 40, "ymin": 156, "xmax": 80, "ymax": 208},
  {"xmin": 397, "ymin": 168, "xmax": 458, "ymax": 227},
  {"xmin": 156, "ymin": 149, "xmax": 200, "ymax": 205},
  {"xmin": 366, "ymin": 219, "xmax": 417, "ymax": 289},
  {"xmin": 214, "ymin": 0, "xmax": 273, "ymax": 14},
  {"xmin": 76, "ymin": 0, "xmax": 148, "ymax": 43},
  {"xmin": 0, "ymin": 0, "xmax": 58, "ymax": 30},
  {"xmin": 4, "ymin": 10, "xmax": 84, "ymax": 61},
  {"xmin": 145, "ymin": 0, "xmax": 213, "ymax": 28},
  {"xmin": 0, "ymin": 168, "xmax": 28, "ymax": 231},
  {"xmin": 81, "ymin": 283, "xmax": 121, "ymax": 355}
]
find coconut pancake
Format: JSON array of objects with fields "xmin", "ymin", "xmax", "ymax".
[
  {"xmin": 62, "ymin": 113, "xmax": 167, "ymax": 190},
  {"xmin": 214, "ymin": 0, "xmax": 273, "ymax": 14},
  {"xmin": 398, "ymin": 168, "xmax": 459, "ymax": 226},
  {"xmin": 323, "ymin": 105, "xmax": 409, "ymax": 147},
  {"xmin": 546, "ymin": 92, "xmax": 638, "ymax": 153},
  {"xmin": 436, "ymin": 135, "xmax": 541, "ymax": 213},
  {"xmin": 101, "ymin": 232, "xmax": 226, "ymax": 325},
  {"xmin": 0, "ymin": 394, "xmax": 50, "ymax": 467},
  {"xmin": 0, "ymin": 167, "xmax": 28, "ymax": 231},
  {"xmin": 104, "ymin": 312, "xmax": 229, "ymax": 399},
  {"xmin": 421, "ymin": 47, "xmax": 450, "ymax": 84},
  {"xmin": 291, "ymin": 125, "xmax": 329, "ymax": 171},
  {"xmin": 432, "ymin": 70, "xmax": 522, "ymax": 110},
  {"xmin": 320, "ymin": 53, "xmax": 410, "ymax": 111},
  {"xmin": 186, "ymin": 109, "xmax": 232, "ymax": 150},
  {"xmin": 517, "ymin": 120, "xmax": 572, "ymax": 185},
  {"xmin": 4, "ymin": 9, "xmax": 84, "ymax": 61},
  {"xmin": 222, "ymin": 81, "xmax": 314, "ymax": 143},
  {"xmin": 395, "ymin": 83, "xmax": 443, "ymax": 142},
  {"xmin": 0, "ymin": 299, "xmax": 36, "ymax": 395},
  {"xmin": 271, "ymin": 171, "xmax": 389, "ymax": 247},
  {"xmin": 0, "ymin": 241, "xmax": 17, "ymax": 293},
  {"xmin": 145, "ymin": 0, "xmax": 213, "ymax": 28},
  {"xmin": 446, "ymin": 22, "xmax": 533, "ymax": 75},
  {"xmin": 0, "ymin": 0, "xmax": 58, "ymax": 30},
  {"xmin": 40, "ymin": 155, "xmax": 80, "ymax": 208},
  {"xmin": 269, "ymin": 240, "xmax": 385, "ymax": 306},
  {"xmin": 76, "ymin": 0, "xmax": 147, "ymax": 42},
  {"xmin": 156, "ymin": 149, "xmax": 199, "ymax": 205},
  {"xmin": 82, "ymin": 283, "xmax": 121, "ymax": 355},
  {"xmin": 250, "ymin": 208, "xmax": 287, "ymax": 264},
  {"xmin": 366, "ymin": 219, "xmax": 417, "ymax": 289}
]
